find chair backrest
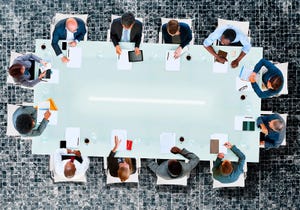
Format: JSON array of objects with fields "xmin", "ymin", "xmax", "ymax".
[
  {"xmin": 156, "ymin": 174, "xmax": 188, "ymax": 186},
  {"xmin": 210, "ymin": 160, "xmax": 247, "ymax": 188},
  {"xmin": 217, "ymin": 18, "xmax": 250, "ymax": 37},
  {"xmin": 106, "ymin": 14, "xmax": 144, "ymax": 42},
  {"xmin": 49, "ymin": 154, "xmax": 87, "ymax": 183},
  {"xmin": 7, "ymin": 52, "xmax": 23, "ymax": 84},
  {"xmin": 274, "ymin": 62, "xmax": 288, "ymax": 95},
  {"xmin": 50, "ymin": 13, "xmax": 88, "ymax": 40},
  {"xmin": 6, "ymin": 104, "xmax": 21, "ymax": 136}
]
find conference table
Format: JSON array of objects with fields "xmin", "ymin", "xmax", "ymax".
[{"xmin": 32, "ymin": 39, "xmax": 262, "ymax": 162}]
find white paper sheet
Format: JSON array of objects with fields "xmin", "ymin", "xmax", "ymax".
[
  {"xmin": 234, "ymin": 116, "xmax": 255, "ymax": 130},
  {"xmin": 160, "ymin": 132, "xmax": 176, "ymax": 153},
  {"xmin": 235, "ymin": 77, "xmax": 253, "ymax": 92},
  {"xmin": 239, "ymin": 65, "xmax": 253, "ymax": 81},
  {"xmin": 67, "ymin": 47, "xmax": 82, "ymax": 68},
  {"xmin": 213, "ymin": 61, "xmax": 228, "ymax": 73},
  {"xmin": 117, "ymin": 50, "xmax": 132, "ymax": 70},
  {"xmin": 210, "ymin": 133, "xmax": 228, "ymax": 154},
  {"xmin": 111, "ymin": 129, "xmax": 127, "ymax": 151},
  {"xmin": 165, "ymin": 50, "xmax": 180, "ymax": 71},
  {"xmin": 37, "ymin": 101, "xmax": 58, "ymax": 125},
  {"xmin": 65, "ymin": 127, "xmax": 80, "ymax": 148}
]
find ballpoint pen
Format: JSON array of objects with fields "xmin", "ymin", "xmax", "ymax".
[
  {"xmin": 167, "ymin": 52, "xmax": 169, "ymax": 60},
  {"xmin": 67, "ymin": 49, "xmax": 69, "ymax": 57},
  {"xmin": 77, "ymin": 137, "xmax": 79, "ymax": 146}
]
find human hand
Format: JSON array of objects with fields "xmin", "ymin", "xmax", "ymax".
[
  {"xmin": 61, "ymin": 56, "xmax": 70, "ymax": 63},
  {"xmin": 73, "ymin": 150, "xmax": 81, "ymax": 157},
  {"xmin": 215, "ymin": 55, "xmax": 227, "ymax": 64},
  {"xmin": 217, "ymin": 153, "xmax": 224, "ymax": 159},
  {"xmin": 174, "ymin": 47, "xmax": 182, "ymax": 59},
  {"xmin": 116, "ymin": 45, "xmax": 122, "ymax": 55},
  {"xmin": 224, "ymin": 142, "xmax": 233, "ymax": 149},
  {"xmin": 134, "ymin": 47, "xmax": 141, "ymax": 55},
  {"xmin": 69, "ymin": 41, "xmax": 77, "ymax": 47},
  {"xmin": 249, "ymin": 72, "xmax": 257, "ymax": 83},
  {"xmin": 170, "ymin": 146, "xmax": 182, "ymax": 154},
  {"xmin": 40, "ymin": 60, "xmax": 48, "ymax": 66},
  {"xmin": 38, "ymin": 71, "xmax": 47, "ymax": 80},
  {"xmin": 260, "ymin": 141, "xmax": 265, "ymax": 146},
  {"xmin": 261, "ymin": 124, "xmax": 268, "ymax": 135},
  {"xmin": 231, "ymin": 59, "xmax": 240, "ymax": 68},
  {"xmin": 43, "ymin": 110, "xmax": 51, "ymax": 120}
]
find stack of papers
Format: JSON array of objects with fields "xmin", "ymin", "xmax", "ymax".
[
  {"xmin": 117, "ymin": 50, "xmax": 132, "ymax": 70},
  {"xmin": 37, "ymin": 101, "xmax": 58, "ymax": 125},
  {"xmin": 239, "ymin": 65, "xmax": 253, "ymax": 81},
  {"xmin": 65, "ymin": 127, "xmax": 80, "ymax": 148},
  {"xmin": 213, "ymin": 61, "xmax": 228, "ymax": 73},
  {"xmin": 111, "ymin": 129, "xmax": 127, "ymax": 151},
  {"xmin": 67, "ymin": 47, "xmax": 82, "ymax": 68},
  {"xmin": 165, "ymin": 51, "xmax": 180, "ymax": 71},
  {"xmin": 160, "ymin": 132, "xmax": 176, "ymax": 153},
  {"xmin": 210, "ymin": 133, "xmax": 228, "ymax": 154}
]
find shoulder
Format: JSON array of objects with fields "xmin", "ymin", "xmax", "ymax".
[
  {"xmin": 179, "ymin": 22, "xmax": 191, "ymax": 29},
  {"xmin": 133, "ymin": 19, "xmax": 143, "ymax": 29},
  {"xmin": 74, "ymin": 17, "xmax": 86, "ymax": 27},
  {"xmin": 55, "ymin": 18, "xmax": 66, "ymax": 29}
]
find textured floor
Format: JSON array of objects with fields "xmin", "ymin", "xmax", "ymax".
[{"xmin": 0, "ymin": 0, "xmax": 299, "ymax": 209}]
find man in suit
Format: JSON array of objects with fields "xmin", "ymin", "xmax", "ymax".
[
  {"xmin": 51, "ymin": 17, "xmax": 86, "ymax": 63},
  {"xmin": 53, "ymin": 148, "xmax": 90, "ymax": 178},
  {"xmin": 13, "ymin": 106, "xmax": 51, "ymax": 137},
  {"xmin": 212, "ymin": 142, "xmax": 245, "ymax": 183},
  {"xmin": 148, "ymin": 147, "xmax": 199, "ymax": 180},
  {"xmin": 110, "ymin": 12, "xmax": 143, "ymax": 55},
  {"xmin": 162, "ymin": 19, "xmax": 192, "ymax": 58}
]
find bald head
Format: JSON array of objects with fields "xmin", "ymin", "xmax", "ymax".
[
  {"xmin": 64, "ymin": 161, "xmax": 76, "ymax": 178},
  {"xmin": 66, "ymin": 18, "xmax": 78, "ymax": 33}
]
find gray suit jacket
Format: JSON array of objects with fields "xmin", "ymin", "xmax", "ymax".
[
  {"xmin": 13, "ymin": 106, "xmax": 49, "ymax": 137},
  {"xmin": 148, "ymin": 148, "xmax": 199, "ymax": 180}
]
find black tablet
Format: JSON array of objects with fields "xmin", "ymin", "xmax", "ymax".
[{"xmin": 128, "ymin": 50, "xmax": 143, "ymax": 62}]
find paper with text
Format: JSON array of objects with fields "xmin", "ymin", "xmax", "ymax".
[
  {"xmin": 65, "ymin": 127, "xmax": 80, "ymax": 148},
  {"xmin": 111, "ymin": 129, "xmax": 127, "ymax": 151},
  {"xmin": 37, "ymin": 101, "xmax": 58, "ymax": 125},
  {"xmin": 213, "ymin": 61, "xmax": 228, "ymax": 73},
  {"xmin": 210, "ymin": 133, "xmax": 228, "ymax": 154},
  {"xmin": 160, "ymin": 132, "xmax": 176, "ymax": 153},
  {"xmin": 117, "ymin": 50, "xmax": 132, "ymax": 70},
  {"xmin": 165, "ymin": 51, "xmax": 180, "ymax": 71},
  {"xmin": 67, "ymin": 47, "xmax": 82, "ymax": 68}
]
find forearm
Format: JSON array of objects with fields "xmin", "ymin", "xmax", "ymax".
[
  {"xmin": 204, "ymin": 45, "xmax": 218, "ymax": 58},
  {"xmin": 231, "ymin": 145, "xmax": 245, "ymax": 161},
  {"xmin": 235, "ymin": 51, "xmax": 246, "ymax": 62},
  {"xmin": 20, "ymin": 78, "xmax": 41, "ymax": 87}
]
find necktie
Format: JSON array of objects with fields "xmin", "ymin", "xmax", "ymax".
[{"xmin": 123, "ymin": 30, "xmax": 129, "ymax": 42}]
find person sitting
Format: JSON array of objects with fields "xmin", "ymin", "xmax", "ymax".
[
  {"xmin": 212, "ymin": 142, "xmax": 245, "ymax": 183},
  {"xmin": 110, "ymin": 12, "xmax": 143, "ymax": 56},
  {"xmin": 162, "ymin": 19, "xmax": 192, "ymax": 59},
  {"xmin": 249, "ymin": 59, "xmax": 284, "ymax": 98},
  {"xmin": 257, "ymin": 113, "xmax": 286, "ymax": 149},
  {"xmin": 8, "ymin": 53, "xmax": 48, "ymax": 87},
  {"xmin": 148, "ymin": 147, "xmax": 199, "ymax": 180},
  {"xmin": 53, "ymin": 148, "xmax": 90, "ymax": 178},
  {"xmin": 203, "ymin": 25, "xmax": 251, "ymax": 68},
  {"xmin": 13, "ymin": 106, "xmax": 51, "ymax": 137},
  {"xmin": 107, "ymin": 136, "xmax": 136, "ymax": 182},
  {"xmin": 51, "ymin": 17, "xmax": 87, "ymax": 63}
]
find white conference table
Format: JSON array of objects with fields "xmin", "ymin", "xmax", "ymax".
[{"xmin": 32, "ymin": 39, "xmax": 262, "ymax": 162}]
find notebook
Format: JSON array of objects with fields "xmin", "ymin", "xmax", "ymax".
[{"xmin": 210, "ymin": 139, "xmax": 219, "ymax": 154}]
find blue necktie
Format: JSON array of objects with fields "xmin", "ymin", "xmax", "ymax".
[{"xmin": 123, "ymin": 30, "xmax": 129, "ymax": 42}]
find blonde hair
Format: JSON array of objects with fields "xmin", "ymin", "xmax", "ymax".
[{"xmin": 117, "ymin": 158, "xmax": 133, "ymax": 182}]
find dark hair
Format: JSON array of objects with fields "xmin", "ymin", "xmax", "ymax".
[
  {"xmin": 167, "ymin": 20, "xmax": 179, "ymax": 35},
  {"xmin": 222, "ymin": 29, "xmax": 236, "ymax": 42},
  {"xmin": 269, "ymin": 75, "xmax": 283, "ymax": 91},
  {"xmin": 16, "ymin": 114, "xmax": 33, "ymax": 134},
  {"xmin": 121, "ymin": 12, "xmax": 135, "ymax": 27},
  {"xmin": 168, "ymin": 160, "xmax": 182, "ymax": 177},
  {"xmin": 9, "ymin": 63, "xmax": 24, "ymax": 78}
]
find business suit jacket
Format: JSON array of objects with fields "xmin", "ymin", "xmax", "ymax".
[
  {"xmin": 13, "ymin": 106, "xmax": 49, "ymax": 137},
  {"xmin": 12, "ymin": 54, "xmax": 42, "ymax": 87},
  {"xmin": 107, "ymin": 151, "xmax": 137, "ymax": 177},
  {"xmin": 110, "ymin": 18, "xmax": 143, "ymax": 48},
  {"xmin": 162, "ymin": 22, "xmax": 192, "ymax": 48},
  {"xmin": 212, "ymin": 145, "xmax": 245, "ymax": 183},
  {"xmin": 51, "ymin": 17, "xmax": 86, "ymax": 56},
  {"xmin": 147, "ymin": 149, "xmax": 200, "ymax": 180}
]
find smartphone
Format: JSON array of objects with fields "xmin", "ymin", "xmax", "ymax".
[
  {"xmin": 60, "ymin": 140, "xmax": 67, "ymax": 148},
  {"xmin": 45, "ymin": 69, "xmax": 51, "ymax": 79},
  {"xmin": 62, "ymin": 42, "xmax": 67, "ymax": 50}
]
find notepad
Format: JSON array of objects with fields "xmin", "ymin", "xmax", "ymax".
[
  {"xmin": 213, "ymin": 61, "xmax": 228, "ymax": 73},
  {"xmin": 165, "ymin": 50, "xmax": 180, "ymax": 71},
  {"xmin": 37, "ymin": 101, "xmax": 58, "ymax": 125},
  {"xmin": 160, "ymin": 132, "xmax": 176, "ymax": 153},
  {"xmin": 210, "ymin": 139, "xmax": 219, "ymax": 154},
  {"xmin": 117, "ymin": 50, "xmax": 132, "ymax": 70},
  {"xmin": 234, "ymin": 116, "xmax": 255, "ymax": 131},
  {"xmin": 65, "ymin": 127, "xmax": 80, "ymax": 148},
  {"xmin": 67, "ymin": 47, "xmax": 82, "ymax": 68},
  {"xmin": 111, "ymin": 129, "xmax": 127, "ymax": 151},
  {"xmin": 210, "ymin": 133, "xmax": 228, "ymax": 154}
]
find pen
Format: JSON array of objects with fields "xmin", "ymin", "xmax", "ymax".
[
  {"xmin": 39, "ymin": 108, "xmax": 49, "ymax": 110},
  {"xmin": 118, "ymin": 55, "xmax": 120, "ymax": 60},
  {"xmin": 239, "ymin": 66, "xmax": 244, "ymax": 77},
  {"xmin": 77, "ymin": 137, "xmax": 79, "ymax": 146},
  {"xmin": 67, "ymin": 49, "xmax": 69, "ymax": 57},
  {"xmin": 167, "ymin": 52, "xmax": 169, "ymax": 60},
  {"xmin": 239, "ymin": 85, "xmax": 248, "ymax": 91},
  {"xmin": 245, "ymin": 116, "xmax": 253, "ymax": 119},
  {"xmin": 40, "ymin": 79, "xmax": 48, "ymax": 82}
]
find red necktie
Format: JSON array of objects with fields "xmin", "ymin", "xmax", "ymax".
[{"xmin": 70, "ymin": 156, "xmax": 75, "ymax": 163}]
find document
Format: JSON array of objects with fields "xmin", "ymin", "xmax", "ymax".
[
  {"xmin": 160, "ymin": 132, "xmax": 176, "ymax": 153},
  {"xmin": 165, "ymin": 50, "xmax": 180, "ymax": 71},
  {"xmin": 210, "ymin": 133, "xmax": 228, "ymax": 154},
  {"xmin": 67, "ymin": 47, "xmax": 82, "ymax": 68},
  {"xmin": 213, "ymin": 61, "xmax": 228, "ymax": 73},
  {"xmin": 37, "ymin": 101, "xmax": 58, "ymax": 125},
  {"xmin": 239, "ymin": 65, "xmax": 253, "ymax": 81},
  {"xmin": 65, "ymin": 127, "xmax": 80, "ymax": 148},
  {"xmin": 234, "ymin": 116, "xmax": 255, "ymax": 131},
  {"xmin": 236, "ymin": 77, "xmax": 252, "ymax": 92},
  {"xmin": 111, "ymin": 129, "xmax": 127, "ymax": 151},
  {"xmin": 117, "ymin": 50, "xmax": 132, "ymax": 70}
]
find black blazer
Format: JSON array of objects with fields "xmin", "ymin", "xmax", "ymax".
[
  {"xmin": 110, "ymin": 18, "xmax": 143, "ymax": 48},
  {"xmin": 51, "ymin": 17, "xmax": 87, "ymax": 56},
  {"xmin": 107, "ymin": 151, "xmax": 136, "ymax": 177},
  {"xmin": 162, "ymin": 22, "xmax": 192, "ymax": 48}
]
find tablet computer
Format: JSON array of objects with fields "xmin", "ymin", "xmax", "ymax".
[{"xmin": 128, "ymin": 50, "xmax": 143, "ymax": 62}]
